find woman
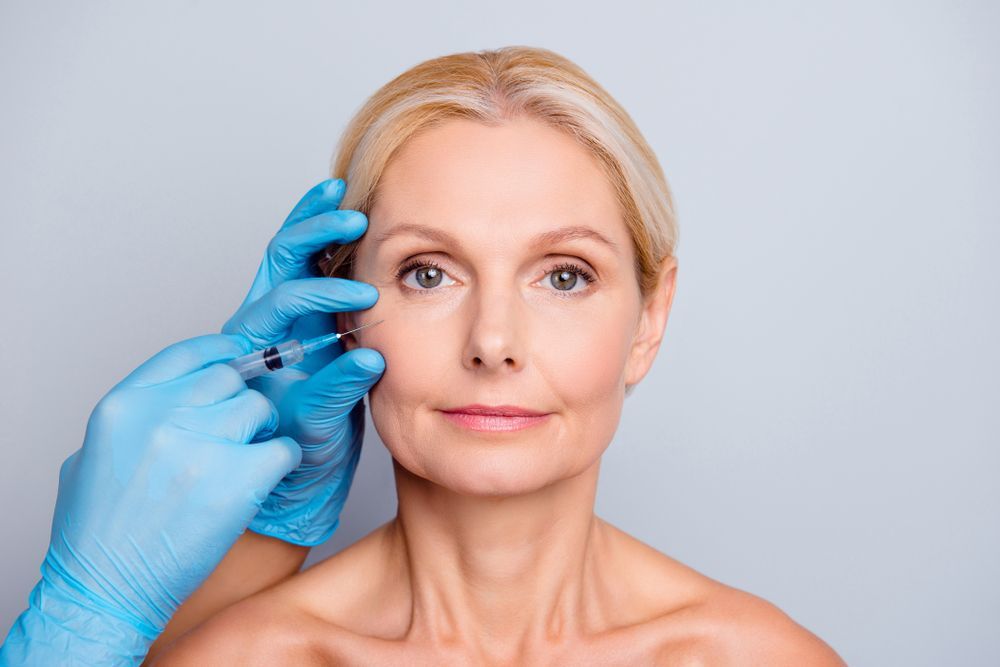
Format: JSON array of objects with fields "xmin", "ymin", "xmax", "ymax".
[{"xmin": 153, "ymin": 46, "xmax": 846, "ymax": 665}]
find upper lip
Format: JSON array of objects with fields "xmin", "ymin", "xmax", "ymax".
[{"xmin": 441, "ymin": 404, "xmax": 550, "ymax": 417}]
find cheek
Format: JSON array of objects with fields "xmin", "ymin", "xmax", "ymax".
[
  {"xmin": 538, "ymin": 295, "xmax": 635, "ymax": 404},
  {"xmin": 544, "ymin": 321, "xmax": 627, "ymax": 397},
  {"xmin": 357, "ymin": 301, "xmax": 461, "ymax": 390},
  {"xmin": 533, "ymin": 297, "xmax": 636, "ymax": 462},
  {"xmin": 352, "ymin": 315, "xmax": 453, "ymax": 460}
]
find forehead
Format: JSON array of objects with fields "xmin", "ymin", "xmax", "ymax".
[{"xmin": 367, "ymin": 117, "xmax": 628, "ymax": 248}]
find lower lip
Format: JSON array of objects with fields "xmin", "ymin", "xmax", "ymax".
[{"xmin": 440, "ymin": 411, "xmax": 551, "ymax": 432}]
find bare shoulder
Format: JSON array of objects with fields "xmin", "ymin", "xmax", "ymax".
[
  {"xmin": 661, "ymin": 586, "xmax": 848, "ymax": 666},
  {"xmin": 149, "ymin": 522, "xmax": 403, "ymax": 665},
  {"xmin": 147, "ymin": 590, "xmax": 331, "ymax": 666},
  {"xmin": 595, "ymin": 520, "xmax": 846, "ymax": 665}
]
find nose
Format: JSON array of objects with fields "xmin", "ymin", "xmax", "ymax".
[{"xmin": 462, "ymin": 281, "xmax": 523, "ymax": 374}]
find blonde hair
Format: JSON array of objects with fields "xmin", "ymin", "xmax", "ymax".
[{"xmin": 317, "ymin": 45, "xmax": 678, "ymax": 300}]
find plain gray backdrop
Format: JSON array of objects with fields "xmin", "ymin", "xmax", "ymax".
[{"xmin": 1, "ymin": 1, "xmax": 997, "ymax": 664}]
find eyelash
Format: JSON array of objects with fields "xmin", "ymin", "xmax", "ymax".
[{"xmin": 394, "ymin": 259, "xmax": 597, "ymax": 296}]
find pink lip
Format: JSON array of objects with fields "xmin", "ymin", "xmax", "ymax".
[{"xmin": 439, "ymin": 404, "xmax": 552, "ymax": 432}]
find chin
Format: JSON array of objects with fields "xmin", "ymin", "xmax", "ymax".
[
  {"xmin": 418, "ymin": 458, "xmax": 564, "ymax": 498},
  {"xmin": 391, "ymin": 432, "xmax": 591, "ymax": 498}
]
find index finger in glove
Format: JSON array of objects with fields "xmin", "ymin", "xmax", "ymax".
[
  {"xmin": 173, "ymin": 387, "xmax": 280, "ymax": 444},
  {"xmin": 241, "ymin": 208, "xmax": 369, "ymax": 306},
  {"xmin": 224, "ymin": 277, "xmax": 378, "ymax": 348},
  {"xmin": 239, "ymin": 179, "xmax": 352, "ymax": 305},
  {"xmin": 281, "ymin": 178, "xmax": 346, "ymax": 232},
  {"xmin": 118, "ymin": 334, "xmax": 251, "ymax": 389}
]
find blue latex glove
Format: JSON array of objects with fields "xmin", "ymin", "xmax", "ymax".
[
  {"xmin": 221, "ymin": 178, "xmax": 384, "ymax": 546},
  {"xmin": 0, "ymin": 334, "xmax": 302, "ymax": 666}
]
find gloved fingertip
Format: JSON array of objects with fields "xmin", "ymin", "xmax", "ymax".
[
  {"xmin": 272, "ymin": 436, "xmax": 303, "ymax": 472},
  {"xmin": 246, "ymin": 435, "xmax": 301, "ymax": 474},
  {"xmin": 325, "ymin": 178, "xmax": 346, "ymax": 197},
  {"xmin": 350, "ymin": 348, "xmax": 385, "ymax": 375}
]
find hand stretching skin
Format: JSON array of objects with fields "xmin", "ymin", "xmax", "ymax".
[{"xmin": 220, "ymin": 178, "xmax": 384, "ymax": 547}]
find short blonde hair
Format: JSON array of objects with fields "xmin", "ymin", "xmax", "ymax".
[{"xmin": 317, "ymin": 45, "xmax": 678, "ymax": 299}]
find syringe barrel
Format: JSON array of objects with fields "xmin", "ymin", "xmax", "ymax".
[{"xmin": 226, "ymin": 339, "xmax": 305, "ymax": 381}]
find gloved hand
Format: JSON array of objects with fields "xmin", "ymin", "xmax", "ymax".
[
  {"xmin": 0, "ymin": 334, "xmax": 302, "ymax": 666},
  {"xmin": 221, "ymin": 177, "xmax": 384, "ymax": 546}
]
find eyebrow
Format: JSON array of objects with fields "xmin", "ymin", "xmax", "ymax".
[{"xmin": 372, "ymin": 222, "xmax": 621, "ymax": 256}]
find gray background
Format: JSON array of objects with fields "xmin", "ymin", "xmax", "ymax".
[{"xmin": 1, "ymin": 1, "xmax": 997, "ymax": 664}]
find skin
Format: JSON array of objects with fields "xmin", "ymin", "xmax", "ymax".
[
  {"xmin": 151, "ymin": 117, "xmax": 846, "ymax": 665},
  {"xmin": 143, "ymin": 532, "xmax": 309, "ymax": 663}
]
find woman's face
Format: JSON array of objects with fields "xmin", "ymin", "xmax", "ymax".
[{"xmin": 339, "ymin": 116, "xmax": 674, "ymax": 497}]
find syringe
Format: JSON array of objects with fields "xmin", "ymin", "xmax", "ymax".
[{"xmin": 226, "ymin": 319, "xmax": 385, "ymax": 381}]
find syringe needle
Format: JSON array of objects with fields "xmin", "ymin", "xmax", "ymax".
[
  {"xmin": 337, "ymin": 319, "xmax": 385, "ymax": 338},
  {"xmin": 298, "ymin": 319, "xmax": 386, "ymax": 355}
]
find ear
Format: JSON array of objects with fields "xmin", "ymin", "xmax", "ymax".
[
  {"xmin": 334, "ymin": 311, "xmax": 361, "ymax": 352},
  {"xmin": 624, "ymin": 255, "xmax": 678, "ymax": 387}
]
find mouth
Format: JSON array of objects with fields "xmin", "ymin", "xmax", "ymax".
[{"xmin": 438, "ymin": 404, "xmax": 553, "ymax": 433}]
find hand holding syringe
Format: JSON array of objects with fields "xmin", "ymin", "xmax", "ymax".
[
  {"xmin": 226, "ymin": 319, "xmax": 385, "ymax": 380},
  {"xmin": 0, "ymin": 179, "xmax": 386, "ymax": 665}
]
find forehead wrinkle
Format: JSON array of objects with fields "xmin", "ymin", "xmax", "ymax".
[{"xmin": 372, "ymin": 221, "xmax": 621, "ymax": 256}]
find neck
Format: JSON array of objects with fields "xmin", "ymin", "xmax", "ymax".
[{"xmin": 386, "ymin": 457, "xmax": 608, "ymax": 659}]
